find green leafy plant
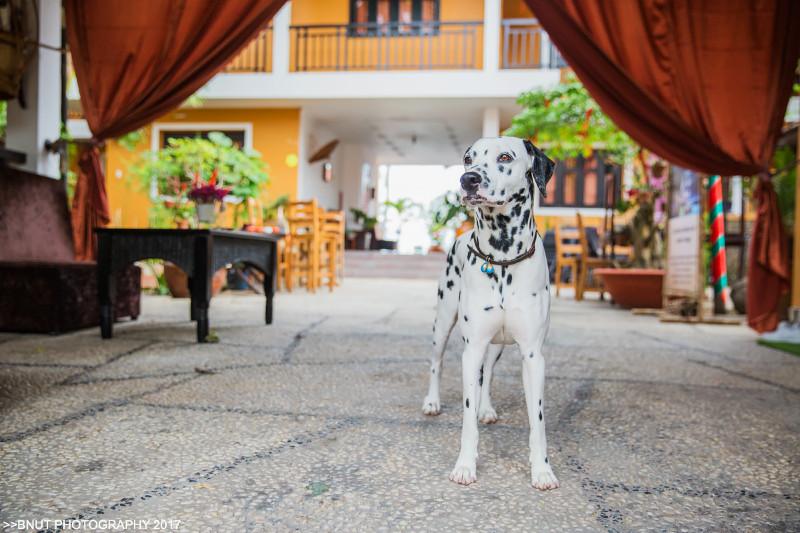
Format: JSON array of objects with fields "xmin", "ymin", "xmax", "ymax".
[
  {"xmin": 506, "ymin": 74, "xmax": 664, "ymax": 268},
  {"xmin": 384, "ymin": 197, "xmax": 420, "ymax": 218},
  {"xmin": 771, "ymin": 145, "xmax": 796, "ymax": 232},
  {"xmin": 130, "ymin": 132, "xmax": 268, "ymax": 228},
  {"xmin": 349, "ymin": 208, "xmax": 378, "ymax": 231},
  {"xmin": 262, "ymin": 194, "xmax": 290, "ymax": 222},
  {"xmin": 505, "ymin": 73, "xmax": 637, "ymax": 165},
  {"xmin": 428, "ymin": 191, "xmax": 469, "ymax": 235}
]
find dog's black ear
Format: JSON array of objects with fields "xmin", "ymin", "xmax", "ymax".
[{"xmin": 524, "ymin": 140, "xmax": 555, "ymax": 198}]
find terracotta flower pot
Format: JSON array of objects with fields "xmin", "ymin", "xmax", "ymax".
[
  {"xmin": 163, "ymin": 262, "xmax": 227, "ymax": 299},
  {"xmin": 594, "ymin": 268, "xmax": 665, "ymax": 309}
]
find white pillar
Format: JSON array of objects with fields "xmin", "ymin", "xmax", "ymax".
[
  {"xmin": 272, "ymin": 1, "xmax": 291, "ymax": 75},
  {"xmin": 540, "ymin": 31, "xmax": 552, "ymax": 68},
  {"xmin": 482, "ymin": 106, "xmax": 500, "ymax": 138},
  {"xmin": 482, "ymin": 0, "xmax": 501, "ymax": 73},
  {"xmin": 6, "ymin": 0, "xmax": 61, "ymax": 179}
]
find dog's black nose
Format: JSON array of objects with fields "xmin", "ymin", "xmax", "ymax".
[{"xmin": 460, "ymin": 172, "xmax": 482, "ymax": 194}]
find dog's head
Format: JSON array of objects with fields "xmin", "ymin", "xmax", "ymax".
[{"xmin": 460, "ymin": 137, "xmax": 554, "ymax": 208}]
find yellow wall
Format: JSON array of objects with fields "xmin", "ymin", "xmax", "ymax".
[
  {"xmin": 288, "ymin": 0, "xmax": 485, "ymax": 70},
  {"xmin": 105, "ymin": 108, "xmax": 300, "ymax": 228}
]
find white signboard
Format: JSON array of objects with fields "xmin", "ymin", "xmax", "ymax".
[{"xmin": 665, "ymin": 167, "xmax": 703, "ymax": 298}]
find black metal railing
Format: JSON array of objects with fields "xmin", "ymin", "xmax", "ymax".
[
  {"xmin": 501, "ymin": 18, "xmax": 566, "ymax": 69},
  {"xmin": 225, "ymin": 26, "xmax": 273, "ymax": 72},
  {"xmin": 290, "ymin": 21, "xmax": 482, "ymax": 71}
]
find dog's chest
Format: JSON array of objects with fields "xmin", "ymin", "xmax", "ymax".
[{"xmin": 460, "ymin": 256, "xmax": 549, "ymax": 342}]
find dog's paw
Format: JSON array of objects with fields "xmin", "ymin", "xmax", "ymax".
[
  {"xmin": 449, "ymin": 462, "xmax": 477, "ymax": 485},
  {"xmin": 422, "ymin": 396, "xmax": 441, "ymax": 416},
  {"xmin": 478, "ymin": 405, "xmax": 498, "ymax": 424},
  {"xmin": 531, "ymin": 465, "xmax": 559, "ymax": 491}
]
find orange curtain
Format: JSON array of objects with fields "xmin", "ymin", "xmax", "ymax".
[
  {"xmin": 526, "ymin": 0, "xmax": 800, "ymax": 331},
  {"xmin": 65, "ymin": 0, "xmax": 287, "ymax": 259}
]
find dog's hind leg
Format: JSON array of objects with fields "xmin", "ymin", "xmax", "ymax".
[
  {"xmin": 478, "ymin": 344, "xmax": 503, "ymax": 424},
  {"xmin": 422, "ymin": 293, "xmax": 457, "ymax": 416}
]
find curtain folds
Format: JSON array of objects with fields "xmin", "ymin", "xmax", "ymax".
[
  {"xmin": 65, "ymin": 0, "xmax": 287, "ymax": 258},
  {"xmin": 525, "ymin": 0, "xmax": 800, "ymax": 331}
]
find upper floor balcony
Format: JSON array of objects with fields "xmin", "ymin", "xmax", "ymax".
[{"xmin": 224, "ymin": 18, "xmax": 565, "ymax": 73}]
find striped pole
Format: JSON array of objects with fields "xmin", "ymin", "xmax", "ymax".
[{"xmin": 707, "ymin": 175, "xmax": 731, "ymax": 311}]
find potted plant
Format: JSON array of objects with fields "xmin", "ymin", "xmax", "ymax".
[
  {"xmin": 349, "ymin": 208, "xmax": 379, "ymax": 250},
  {"xmin": 129, "ymin": 132, "xmax": 269, "ymax": 297},
  {"xmin": 428, "ymin": 190, "xmax": 471, "ymax": 252},
  {"xmin": 506, "ymin": 74, "xmax": 666, "ymax": 308},
  {"xmin": 382, "ymin": 197, "xmax": 421, "ymax": 250},
  {"xmin": 188, "ymin": 169, "xmax": 229, "ymax": 224}
]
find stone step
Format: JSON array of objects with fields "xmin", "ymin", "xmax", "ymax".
[{"xmin": 344, "ymin": 251, "xmax": 445, "ymax": 279}]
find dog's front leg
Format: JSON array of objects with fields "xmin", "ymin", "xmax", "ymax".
[
  {"xmin": 520, "ymin": 342, "xmax": 559, "ymax": 490},
  {"xmin": 449, "ymin": 337, "xmax": 489, "ymax": 485}
]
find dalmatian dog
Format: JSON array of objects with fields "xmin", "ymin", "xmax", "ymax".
[{"xmin": 422, "ymin": 136, "xmax": 558, "ymax": 490}]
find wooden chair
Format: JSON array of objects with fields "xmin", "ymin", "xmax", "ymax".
[
  {"xmin": 575, "ymin": 212, "xmax": 614, "ymax": 301},
  {"xmin": 554, "ymin": 219, "xmax": 582, "ymax": 298},
  {"xmin": 319, "ymin": 210, "xmax": 345, "ymax": 291},
  {"xmin": 285, "ymin": 200, "xmax": 321, "ymax": 292}
]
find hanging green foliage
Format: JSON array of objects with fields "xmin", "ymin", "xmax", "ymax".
[{"xmin": 505, "ymin": 73, "xmax": 637, "ymax": 165}]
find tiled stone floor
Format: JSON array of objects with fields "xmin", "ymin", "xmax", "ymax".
[{"xmin": 0, "ymin": 279, "xmax": 798, "ymax": 532}]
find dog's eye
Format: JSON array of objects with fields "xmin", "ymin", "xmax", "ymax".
[
  {"xmin": 464, "ymin": 155, "xmax": 473, "ymax": 166},
  {"xmin": 497, "ymin": 153, "xmax": 512, "ymax": 163}
]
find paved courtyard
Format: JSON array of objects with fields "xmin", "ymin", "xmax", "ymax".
[{"xmin": 1, "ymin": 278, "xmax": 798, "ymax": 532}]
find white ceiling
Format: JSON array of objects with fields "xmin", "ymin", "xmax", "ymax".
[{"xmin": 302, "ymin": 98, "xmax": 523, "ymax": 165}]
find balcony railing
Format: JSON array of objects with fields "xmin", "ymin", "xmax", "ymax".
[
  {"xmin": 501, "ymin": 18, "xmax": 566, "ymax": 69},
  {"xmin": 290, "ymin": 21, "xmax": 482, "ymax": 72},
  {"xmin": 225, "ymin": 26, "xmax": 272, "ymax": 72}
]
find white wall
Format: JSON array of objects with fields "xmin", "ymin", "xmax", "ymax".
[{"xmin": 297, "ymin": 114, "xmax": 349, "ymax": 210}]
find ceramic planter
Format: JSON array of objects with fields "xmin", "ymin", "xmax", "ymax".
[
  {"xmin": 196, "ymin": 202, "xmax": 216, "ymax": 224},
  {"xmin": 594, "ymin": 268, "xmax": 665, "ymax": 309},
  {"xmin": 163, "ymin": 262, "xmax": 227, "ymax": 299}
]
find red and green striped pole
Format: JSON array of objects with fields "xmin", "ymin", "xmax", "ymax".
[{"xmin": 707, "ymin": 175, "xmax": 730, "ymax": 309}]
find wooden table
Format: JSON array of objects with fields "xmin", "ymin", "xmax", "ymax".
[{"xmin": 95, "ymin": 228, "xmax": 281, "ymax": 343}]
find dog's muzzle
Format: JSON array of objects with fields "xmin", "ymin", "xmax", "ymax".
[{"xmin": 460, "ymin": 172, "xmax": 482, "ymax": 194}]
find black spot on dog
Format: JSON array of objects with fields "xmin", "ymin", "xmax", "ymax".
[
  {"xmin": 539, "ymin": 399, "xmax": 542, "ymax": 405},
  {"xmin": 498, "ymin": 165, "xmax": 504, "ymax": 173},
  {"xmin": 539, "ymin": 411, "xmax": 543, "ymax": 421},
  {"xmin": 484, "ymin": 149, "xmax": 488, "ymax": 155},
  {"xmin": 484, "ymin": 305, "xmax": 493, "ymax": 311},
  {"xmin": 517, "ymin": 241, "xmax": 523, "ymax": 253},
  {"xmin": 464, "ymin": 315, "xmax": 468, "ymax": 322},
  {"xmin": 532, "ymin": 292, "xmax": 537, "ymax": 297},
  {"xmin": 466, "ymin": 398, "xmax": 470, "ymax": 408},
  {"xmin": 454, "ymin": 266, "xmax": 460, "ymax": 276},
  {"xmin": 446, "ymin": 280, "xmax": 454, "ymax": 290},
  {"xmin": 500, "ymin": 189, "xmax": 506, "ymax": 195},
  {"xmin": 545, "ymin": 457, "xmax": 549, "ymax": 464},
  {"xmin": 437, "ymin": 288, "xmax": 444, "ymax": 299},
  {"xmin": 432, "ymin": 368, "xmax": 435, "ymax": 374},
  {"xmin": 495, "ymin": 350, "xmax": 503, "ymax": 362},
  {"xmin": 478, "ymin": 365, "xmax": 484, "ymax": 386},
  {"xmin": 507, "ymin": 274, "xmax": 512, "ymax": 284},
  {"xmin": 529, "ymin": 352, "xmax": 534, "ymax": 358},
  {"xmin": 507, "ymin": 168, "xmax": 512, "ymax": 175}
]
